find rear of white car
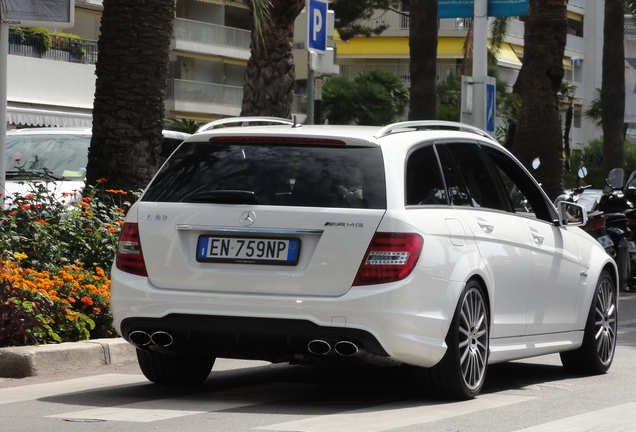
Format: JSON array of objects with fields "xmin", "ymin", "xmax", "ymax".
[
  {"xmin": 111, "ymin": 127, "xmax": 453, "ymax": 365},
  {"xmin": 111, "ymin": 121, "xmax": 617, "ymax": 400}
]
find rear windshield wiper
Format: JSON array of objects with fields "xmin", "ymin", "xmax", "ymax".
[
  {"xmin": 5, "ymin": 170, "xmax": 62, "ymax": 181},
  {"xmin": 181, "ymin": 190, "xmax": 258, "ymax": 204}
]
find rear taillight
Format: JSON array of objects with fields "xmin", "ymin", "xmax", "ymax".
[
  {"xmin": 587, "ymin": 216, "xmax": 606, "ymax": 232},
  {"xmin": 353, "ymin": 233, "xmax": 423, "ymax": 286},
  {"xmin": 116, "ymin": 222, "xmax": 148, "ymax": 277}
]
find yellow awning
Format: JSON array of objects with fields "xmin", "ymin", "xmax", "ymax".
[
  {"xmin": 174, "ymin": 50, "xmax": 247, "ymax": 66},
  {"xmin": 194, "ymin": 0, "xmax": 248, "ymax": 8},
  {"xmin": 336, "ymin": 37, "xmax": 464, "ymax": 59},
  {"xmin": 496, "ymin": 43, "xmax": 521, "ymax": 68},
  {"xmin": 567, "ymin": 11, "xmax": 583, "ymax": 21}
]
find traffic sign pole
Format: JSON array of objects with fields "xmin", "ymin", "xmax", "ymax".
[
  {"xmin": 306, "ymin": 0, "xmax": 328, "ymax": 124},
  {"xmin": 473, "ymin": 0, "xmax": 488, "ymax": 134}
]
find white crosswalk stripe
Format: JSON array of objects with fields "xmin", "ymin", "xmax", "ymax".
[
  {"xmin": 0, "ymin": 374, "xmax": 148, "ymax": 405},
  {"xmin": 257, "ymin": 394, "xmax": 537, "ymax": 432},
  {"xmin": 510, "ymin": 403, "xmax": 636, "ymax": 432}
]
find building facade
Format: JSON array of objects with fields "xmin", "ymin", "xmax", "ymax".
[{"xmin": 8, "ymin": 0, "xmax": 603, "ymax": 149}]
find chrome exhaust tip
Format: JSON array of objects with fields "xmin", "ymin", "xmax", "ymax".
[
  {"xmin": 150, "ymin": 331, "xmax": 174, "ymax": 347},
  {"xmin": 334, "ymin": 341, "xmax": 359, "ymax": 357},
  {"xmin": 307, "ymin": 339, "xmax": 331, "ymax": 355},
  {"xmin": 129, "ymin": 330, "xmax": 151, "ymax": 347}
]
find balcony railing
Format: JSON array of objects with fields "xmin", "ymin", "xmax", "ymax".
[
  {"xmin": 9, "ymin": 30, "xmax": 98, "ymax": 64},
  {"xmin": 174, "ymin": 18, "xmax": 250, "ymax": 51},
  {"xmin": 339, "ymin": 63, "xmax": 461, "ymax": 83},
  {"xmin": 167, "ymin": 79, "xmax": 304, "ymax": 113},
  {"xmin": 352, "ymin": 9, "xmax": 471, "ymax": 32}
]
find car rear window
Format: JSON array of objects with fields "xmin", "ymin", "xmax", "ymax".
[{"xmin": 142, "ymin": 141, "xmax": 387, "ymax": 209}]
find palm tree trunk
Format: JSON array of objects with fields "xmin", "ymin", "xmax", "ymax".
[
  {"xmin": 241, "ymin": 0, "xmax": 304, "ymax": 118},
  {"xmin": 86, "ymin": 0, "xmax": 175, "ymax": 191},
  {"xmin": 601, "ymin": 0, "xmax": 626, "ymax": 177},
  {"xmin": 512, "ymin": 0, "xmax": 567, "ymax": 200},
  {"xmin": 408, "ymin": 0, "xmax": 438, "ymax": 120}
]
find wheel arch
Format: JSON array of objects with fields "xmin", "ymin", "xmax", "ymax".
[{"xmin": 466, "ymin": 274, "xmax": 492, "ymax": 330}]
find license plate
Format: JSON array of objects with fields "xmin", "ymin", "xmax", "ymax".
[
  {"xmin": 196, "ymin": 236, "xmax": 300, "ymax": 265},
  {"xmin": 596, "ymin": 235, "xmax": 614, "ymax": 248}
]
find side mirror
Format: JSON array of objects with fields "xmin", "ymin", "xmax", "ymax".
[{"xmin": 557, "ymin": 201, "xmax": 587, "ymax": 227}]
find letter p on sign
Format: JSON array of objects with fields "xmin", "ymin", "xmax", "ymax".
[{"xmin": 307, "ymin": 0, "xmax": 327, "ymax": 52}]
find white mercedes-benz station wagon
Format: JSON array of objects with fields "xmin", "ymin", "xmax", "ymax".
[{"xmin": 111, "ymin": 121, "xmax": 617, "ymax": 399}]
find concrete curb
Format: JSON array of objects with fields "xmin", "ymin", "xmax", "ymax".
[{"xmin": 0, "ymin": 338, "xmax": 136, "ymax": 378}]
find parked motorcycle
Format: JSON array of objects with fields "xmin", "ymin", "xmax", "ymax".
[
  {"xmin": 594, "ymin": 168, "xmax": 634, "ymax": 292},
  {"xmin": 556, "ymin": 167, "xmax": 634, "ymax": 292}
]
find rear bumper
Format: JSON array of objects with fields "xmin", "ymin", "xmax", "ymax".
[
  {"xmin": 111, "ymin": 267, "xmax": 463, "ymax": 368},
  {"xmin": 120, "ymin": 314, "xmax": 388, "ymax": 363}
]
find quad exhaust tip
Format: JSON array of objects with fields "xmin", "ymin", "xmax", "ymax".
[
  {"xmin": 129, "ymin": 330, "xmax": 174, "ymax": 348},
  {"xmin": 334, "ymin": 341, "xmax": 359, "ymax": 357},
  {"xmin": 307, "ymin": 340, "xmax": 360, "ymax": 357},
  {"xmin": 307, "ymin": 339, "xmax": 331, "ymax": 355}
]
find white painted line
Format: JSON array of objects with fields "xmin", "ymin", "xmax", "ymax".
[
  {"xmin": 258, "ymin": 394, "xmax": 536, "ymax": 432},
  {"xmin": 0, "ymin": 374, "xmax": 148, "ymax": 405},
  {"xmin": 511, "ymin": 402, "xmax": 636, "ymax": 432}
]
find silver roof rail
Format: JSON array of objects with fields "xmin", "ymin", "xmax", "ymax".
[
  {"xmin": 196, "ymin": 116, "xmax": 294, "ymax": 133},
  {"xmin": 375, "ymin": 121, "xmax": 491, "ymax": 139}
]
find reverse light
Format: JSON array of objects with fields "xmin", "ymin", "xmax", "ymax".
[
  {"xmin": 116, "ymin": 222, "xmax": 148, "ymax": 277},
  {"xmin": 353, "ymin": 232, "xmax": 423, "ymax": 286}
]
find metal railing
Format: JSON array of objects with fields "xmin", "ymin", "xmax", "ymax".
[
  {"xmin": 174, "ymin": 18, "xmax": 250, "ymax": 50},
  {"xmin": 167, "ymin": 79, "xmax": 305, "ymax": 113},
  {"xmin": 339, "ymin": 63, "xmax": 461, "ymax": 83},
  {"xmin": 8, "ymin": 30, "xmax": 98, "ymax": 64}
]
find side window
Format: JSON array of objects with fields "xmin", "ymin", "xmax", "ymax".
[
  {"xmin": 405, "ymin": 145, "xmax": 447, "ymax": 205},
  {"xmin": 483, "ymin": 147, "xmax": 555, "ymax": 222},
  {"xmin": 445, "ymin": 143, "xmax": 508, "ymax": 211}
]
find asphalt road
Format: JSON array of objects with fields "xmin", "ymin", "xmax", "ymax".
[{"xmin": 0, "ymin": 292, "xmax": 635, "ymax": 432}]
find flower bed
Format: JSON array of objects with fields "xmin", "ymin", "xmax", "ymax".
[{"xmin": 0, "ymin": 173, "xmax": 138, "ymax": 347}]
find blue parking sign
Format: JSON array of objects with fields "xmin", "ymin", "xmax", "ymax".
[
  {"xmin": 308, "ymin": 0, "xmax": 328, "ymax": 52},
  {"xmin": 486, "ymin": 82, "xmax": 496, "ymax": 134}
]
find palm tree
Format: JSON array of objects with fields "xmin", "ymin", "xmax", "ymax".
[
  {"xmin": 86, "ymin": 0, "xmax": 175, "ymax": 191},
  {"xmin": 240, "ymin": 0, "xmax": 304, "ymax": 118},
  {"xmin": 408, "ymin": 1, "xmax": 438, "ymax": 120},
  {"xmin": 512, "ymin": 0, "xmax": 568, "ymax": 200},
  {"xmin": 601, "ymin": 0, "xmax": 626, "ymax": 177}
]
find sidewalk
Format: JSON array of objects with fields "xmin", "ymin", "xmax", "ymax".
[{"xmin": 0, "ymin": 338, "xmax": 136, "ymax": 378}]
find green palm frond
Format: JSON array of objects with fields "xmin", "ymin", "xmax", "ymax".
[{"xmin": 249, "ymin": 0, "xmax": 273, "ymax": 49}]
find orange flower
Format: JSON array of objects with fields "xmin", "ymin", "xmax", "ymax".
[
  {"xmin": 80, "ymin": 296, "xmax": 94, "ymax": 306},
  {"xmin": 82, "ymin": 197, "xmax": 93, "ymax": 203},
  {"xmin": 19, "ymin": 205, "xmax": 30, "ymax": 210},
  {"xmin": 35, "ymin": 219, "xmax": 47, "ymax": 224},
  {"xmin": 79, "ymin": 202, "xmax": 89, "ymax": 208}
]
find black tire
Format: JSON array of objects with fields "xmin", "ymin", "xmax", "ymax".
[
  {"xmin": 560, "ymin": 270, "xmax": 617, "ymax": 374},
  {"xmin": 136, "ymin": 349, "xmax": 215, "ymax": 385},
  {"xmin": 420, "ymin": 280, "xmax": 490, "ymax": 400}
]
